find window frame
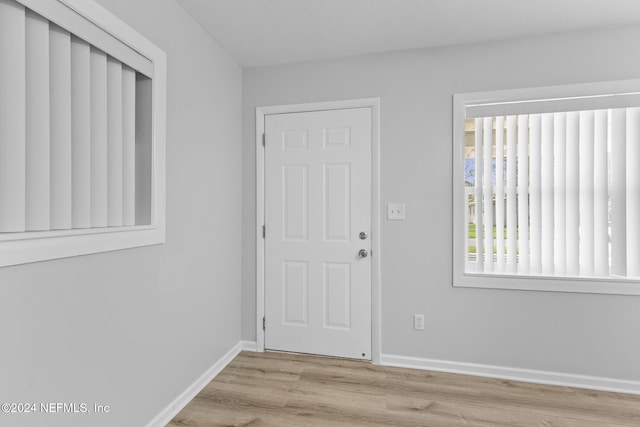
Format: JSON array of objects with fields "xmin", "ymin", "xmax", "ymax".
[
  {"xmin": 453, "ymin": 79, "xmax": 640, "ymax": 296},
  {"xmin": 0, "ymin": 0, "xmax": 166, "ymax": 267}
]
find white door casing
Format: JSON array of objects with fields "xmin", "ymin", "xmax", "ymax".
[{"xmin": 264, "ymin": 108, "xmax": 372, "ymax": 360}]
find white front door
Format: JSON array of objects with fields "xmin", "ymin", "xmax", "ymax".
[{"xmin": 264, "ymin": 108, "xmax": 372, "ymax": 360}]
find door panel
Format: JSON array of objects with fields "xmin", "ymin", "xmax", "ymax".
[
  {"xmin": 282, "ymin": 165, "xmax": 308, "ymax": 240},
  {"xmin": 324, "ymin": 262, "xmax": 351, "ymax": 329},
  {"xmin": 264, "ymin": 108, "xmax": 371, "ymax": 360},
  {"xmin": 324, "ymin": 163, "xmax": 350, "ymax": 241},
  {"xmin": 283, "ymin": 261, "xmax": 308, "ymax": 325}
]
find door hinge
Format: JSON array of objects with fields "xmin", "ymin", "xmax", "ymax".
[
  {"xmin": 263, "ymin": 316, "xmax": 266, "ymax": 330},
  {"xmin": 262, "ymin": 225, "xmax": 265, "ymax": 238},
  {"xmin": 262, "ymin": 133, "xmax": 265, "ymax": 147}
]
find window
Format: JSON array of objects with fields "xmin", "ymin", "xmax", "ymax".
[
  {"xmin": 453, "ymin": 80, "xmax": 640, "ymax": 295},
  {"xmin": 0, "ymin": 0, "xmax": 166, "ymax": 267}
]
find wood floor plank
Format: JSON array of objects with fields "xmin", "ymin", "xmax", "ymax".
[
  {"xmin": 385, "ymin": 364, "xmax": 639, "ymax": 410},
  {"xmin": 382, "ymin": 370, "xmax": 640, "ymax": 425},
  {"xmin": 384, "ymin": 394, "xmax": 626, "ymax": 427},
  {"xmin": 168, "ymin": 351, "xmax": 640, "ymax": 427}
]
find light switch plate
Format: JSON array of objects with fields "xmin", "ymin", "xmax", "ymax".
[{"xmin": 387, "ymin": 203, "xmax": 405, "ymax": 220}]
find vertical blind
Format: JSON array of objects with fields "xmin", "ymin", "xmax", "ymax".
[
  {"xmin": 466, "ymin": 107, "xmax": 640, "ymax": 280},
  {"xmin": 0, "ymin": 0, "xmax": 139, "ymax": 233}
]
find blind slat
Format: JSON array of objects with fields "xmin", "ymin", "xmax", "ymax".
[
  {"xmin": 135, "ymin": 77, "xmax": 153, "ymax": 226},
  {"xmin": 495, "ymin": 116, "xmax": 505, "ymax": 272},
  {"xmin": 483, "ymin": 117, "xmax": 494, "ymax": 272},
  {"xmin": 505, "ymin": 116, "xmax": 517, "ymax": 274},
  {"xmin": 541, "ymin": 113, "xmax": 554, "ymax": 275},
  {"xmin": 626, "ymin": 108, "xmax": 640, "ymax": 278},
  {"xmin": 90, "ymin": 47, "xmax": 108, "ymax": 227},
  {"xmin": 517, "ymin": 115, "xmax": 529, "ymax": 274},
  {"xmin": 50, "ymin": 24, "xmax": 72, "ymax": 230},
  {"xmin": 474, "ymin": 118, "xmax": 484, "ymax": 272},
  {"xmin": 107, "ymin": 57, "xmax": 124, "ymax": 227},
  {"xmin": 71, "ymin": 36, "xmax": 92, "ymax": 228},
  {"xmin": 579, "ymin": 111, "xmax": 595, "ymax": 277},
  {"xmin": 553, "ymin": 112, "xmax": 567, "ymax": 276},
  {"xmin": 0, "ymin": 0, "xmax": 26, "ymax": 232},
  {"xmin": 593, "ymin": 110, "xmax": 609, "ymax": 277},
  {"xmin": 529, "ymin": 114, "xmax": 542, "ymax": 274},
  {"xmin": 611, "ymin": 109, "xmax": 627, "ymax": 277},
  {"xmin": 565, "ymin": 112, "xmax": 580, "ymax": 276},
  {"xmin": 26, "ymin": 10, "xmax": 50, "ymax": 231},
  {"xmin": 122, "ymin": 66, "xmax": 136, "ymax": 226}
]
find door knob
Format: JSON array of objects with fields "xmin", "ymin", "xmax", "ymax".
[
  {"xmin": 359, "ymin": 231, "xmax": 368, "ymax": 240},
  {"xmin": 359, "ymin": 249, "xmax": 368, "ymax": 258}
]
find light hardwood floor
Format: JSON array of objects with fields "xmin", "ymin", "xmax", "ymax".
[{"xmin": 168, "ymin": 351, "xmax": 640, "ymax": 426}]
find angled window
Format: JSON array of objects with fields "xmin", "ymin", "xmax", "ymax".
[
  {"xmin": 0, "ymin": 0, "xmax": 166, "ymax": 266},
  {"xmin": 453, "ymin": 80, "xmax": 640, "ymax": 295}
]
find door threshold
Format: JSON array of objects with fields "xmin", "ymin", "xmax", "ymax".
[{"xmin": 264, "ymin": 349, "xmax": 372, "ymax": 363}]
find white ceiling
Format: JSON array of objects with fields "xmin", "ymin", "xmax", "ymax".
[{"xmin": 176, "ymin": 0, "xmax": 640, "ymax": 68}]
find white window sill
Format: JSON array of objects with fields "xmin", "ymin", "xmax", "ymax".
[
  {"xmin": 454, "ymin": 270, "xmax": 640, "ymax": 296},
  {"xmin": 0, "ymin": 226, "xmax": 164, "ymax": 267}
]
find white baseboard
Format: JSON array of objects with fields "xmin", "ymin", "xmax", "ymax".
[
  {"xmin": 380, "ymin": 354, "xmax": 640, "ymax": 396},
  {"xmin": 240, "ymin": 340, "xmax": 258, "ymax": 352},
  {"xmin": 146, "ymin": 342, "xmax": 242, "ymax": 427}
]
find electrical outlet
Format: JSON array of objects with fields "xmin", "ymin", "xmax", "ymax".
[
  {"xmin": 387, "ymin": 203, "xmax": 406, "ymax": 220},
  {"xmin": 414, "ymin": 314, "xmax": 425, "ymax": 331}
]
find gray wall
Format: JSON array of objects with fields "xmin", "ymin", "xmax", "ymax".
[
  {"xmin": 242, "ymin": 26, "xmax": 640, "ymax": 381},
  {"xmin": 0, "ymin": 0, "xmax": 242, "ymax": 426}
]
